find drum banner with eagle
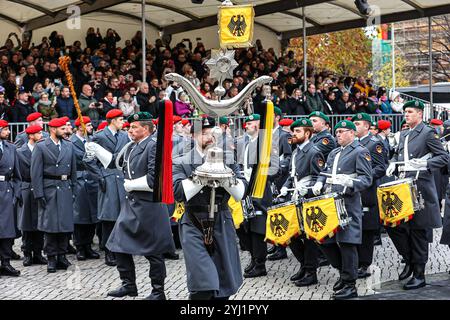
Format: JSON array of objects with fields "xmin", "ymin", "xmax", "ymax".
[
  {"xmin": 302, "ymin": 197, "xmax": 341, "ymax": 243},
  {"xmin": 265, "ymin": 203, "xmax": 301, "ymax": 246},
  {"xmin": 218, "ymin": 4, "xmax": 255, "ymax": 49},
  {"xmin": 377, "ymin": 182, "xmax": 415, "ymax": 227}
]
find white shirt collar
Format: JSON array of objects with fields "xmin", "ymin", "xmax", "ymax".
[
  {"xmin": 27, "ymin": 142, "xmax": 34, "ymax": 152},
  {"xmin": 359, "ymin": 133, "xmax": 370, "ymax": 141},
  {"xmin": 108, "ymin": 126, "xmax": 117, "ymax": 135},
  {"xmin": 76, "ymin": 133, "xmax": 86, "ymax": 143},
  {"xmin": 50, "ymin": 137, "xmax": 61, "ymax": 146},
  {"xmin": 298, "ymin": 140, "xmax": 309, "ymax": 151}
]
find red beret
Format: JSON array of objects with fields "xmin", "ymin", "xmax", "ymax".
[
  {"xmin": 173, "ymin": 116, "xmax": 182, "ymax": 124},
  {"xmin": 279, "ymin": 119, "xmax": 294, "ymax": 127},
  {"xmin": 122, "ymin": 121, "xmax": 130, "ymax": 129},
  {"xmin": 26, "ymin": 112, "xmax": 42, "ymax": 122},
  {"xmin": 75, "ymin": 116, "xmax": 91, "ymax": 127},
  {"xmin": 377, "ymin": 120, "xmax": 391, "ymax": 131},
  {"xmin": 48, "ymin": 118, "xmax": 66, "ymax": 128},
  {"xmin": 106, "ymin": 109, "xmax": 123, "ymax": 119},
  {"xmin": 97, "ymin": 121, "xmax": 108, "ymax": 131},
  {"xmin": 0, "ymin": 119, "xmax": 8, "ymax": 128},
  {"xmin": 60, "ymin": 116, "xmax": 70, "ymax": 124},
  {"xmin": 25, "ymin": 125, "xmax": 43, "ymax": 134},
  {"xmin": 430, "ymin": 118, "xmax": 443, "ymax": 126},
  {"xmin": 152, "ymin": 118, "xmax": 159, "ymax": 126},
  {"xmin": 181, "ymin": 119, "xmax": 190, "ymax": 126}
]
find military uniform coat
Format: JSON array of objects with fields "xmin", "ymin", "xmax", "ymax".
[
  {"xmin": 31, "ymin": 138, "xmax": 77, "ymax": 233},
  {"xmin": 359, "ymin": 134, "xmax": 387, "ymax": 230},
  {"xmin": 317, "ymin": 140, "xmax": 373, "ymax": 244},
  {"xmin": 15, "ymin": 131, "xmax": 49, "ymax": 148},
  {"xmin": 173, "ymin": 148, "xmax": 245, "ymax": 298},
  {"xmin": 90, "ymin": 127, "xmax": 129, "ymax": 221},
  {"xmin": 70, "ymin": 134, "xmax": 99, "ymax": 225},
  {"xmin": 440, "ymin": 161, "xmax": 450, "ymax": 245},
  {"xmin": 392, "ymin": 122, "xmax": 449, "ymax": 229},
  {"xmin": 0, "ymin": 141, "xmax": 21, "ymax": 239},
  {"xmin": 273, "ymin": 126, "xmax": 292, "ymax": 190},
  {"xmin": 17, "ymin": 143, "xmax": 39, "ymax": 231},
  {"xmin": 107, "ymin": 135, "xmax": 175, "ymax": 256},
  {"xmin": 311, "ymin": 129, "xmax": 336, "ymax": 160}
]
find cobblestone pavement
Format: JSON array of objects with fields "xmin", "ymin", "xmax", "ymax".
[{"xmin": 1, "ymin": 230, "xmax": 449, "ymax": 300}]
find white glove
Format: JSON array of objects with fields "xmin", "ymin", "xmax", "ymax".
[
  {"xmin": 409, "ymin": 158, "xmax": 428, "ymax": 169},
  {"xmin": 312, "ymin": 182, "xmax": 323, "ymax": 196},
  {"xmin": 386, "ymin": 162, "xmax": 396, "ymax": 177},
  {"xmin": 182, "ymin": 178, "xmax": 203, "ymax": 201},
  {"xmin": 224, "ymin": 180, "xmax": 245, "ymax": 201},
  {"xmin": 85, "ymin": 142, "xmax": 113, "ymax": 168},
  {"xmin": 297, "ymin": 184, "xmax": 308, "ymax": 196},
  {"xmin": 279, "ymin": 186, "xmax": 289, "ymax": 197},
  {"xmin": 124, "ymin": 176, "xmax": 152, "ymax": 193},
  {"xmin": 338, "ymin": 175, "xmax": 354, "ymax": 188}
]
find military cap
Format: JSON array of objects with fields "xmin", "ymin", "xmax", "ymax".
[
  {"xmin": 219, "ymin": 116, "xmax": 229, "ymax": 125},
  {"xmin": 308, "ymin": 111, "xmax": 330, "ymax": 124},
  {"xmin": 351, "ymin": 112, "xmax": 372, "ymax": 123},
  {"xmin": 279, "ymin": 118, "xmax": 294, "ymax": 127},
  {"xmin": 26, "ymin": 112, "xmax": 43, "ymax": 122},
  {"xmin": 182, "ymin": 119, "xmax": 190, "ymax": 126},
  {"xmin": 127, "ymin": 112, "xmax": 153, "ymax": 124},
  {"xmin": 334, "ymin": 120, "xmax": 356, "ymax": 131},
  {"xmin": 378, "ymin": 120, "xmax": 391, "ymax": 130},
  {"xmin": 122, "ymin": 122, "xmax": 130, "ymax": 129},
  {"xmin": 106, "ymin": 109, "xmax": 124, "ymax": 119},
  {"xmin": 75, "ymin": 116, "xmax": 91, "ymax": 127},
  {"xmin": 173, "ymin": 115, "xmax": 182, "ymax": 124},
  {"xmin": 48, "ymin": 118, "xmax": 66, "ymax": 128},
  {"xmin": 274, "ymin": 106, "xmax": 282, "ymax": 117},
  {"xmin": 245, "ymin": 114, "xmax": 261, "ymax": 122},
  {"xmin": 403, "ymin": 100, "xmax": 424, "ymax": 110},
  {"xmin": 0, "ymin": 119, "xmax": 8, "ymax": 128},
  {"xmin": 400, "ymin": 119, "xmax": 407, "ymax": 127},
  {"xmin": 430, "ymin": 118, "xmax": 443, "ymax": 126},
  {"xmin": 97, "ymin": 121, "xmax": 108, "ymax": 131},
  {"xmin": 25, "ymin": 125, "xmax": 43, "ymax": 134},
  {"xmin": 190, "ymin": 115, "xmax": 216, "ymax": 133},
  {"xmin": 290, "ymin": 118, "xmax": 312, "ymax": 130}
]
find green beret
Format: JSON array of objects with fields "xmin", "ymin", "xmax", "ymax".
[
  {"xmin": 334, "ymin": 120, "xmax": 356, "ymax": 131},
  {"xmin": 274, "ymin": 106, "xmax": 282, "ymax": 117},
  {"xmin": 351, "ymin": 112, "xmax": 372, "ymax": 123},
  {"xmin": 308, "ymin": 111, "xmax": 330, "ymax": 124},
  {"xmin": 290, "ymin": 118, "xmax": 312, "ymax": 130},
  {"xmin": 400, "ymin": 119, "xmax": 406, "ymax": 127},
  {"xmin": 127, "ymin": 111, "xmax": 153, "ymax": 123},
  {"xmin": 245, "ymin": 114, "xmax": 261, "ymax": 123},
  {"xmin": 371, "ymin": 121, "xmax": 378, "ymax": 128},
  {"xmin": 403, "ymin": 100, "xmax": 424, "ymax": 110},
  {"xmin": 219, "ymin": 116, "xmax": 229, "ymax": 125}
]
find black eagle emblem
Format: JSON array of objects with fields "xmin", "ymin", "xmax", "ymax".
[
  {"xmin": 270, "ymin": 213, "xmax": 289, "ymax": 237},
  {"xmin": 228, "ymin": 14, "xmax": 247, "ymax": 37},
  {"xmin": 381, "ymin": 191, "xmax": 403, "ymax": 218},
  {"xmin": 306, "ymin": 206, "xmax": 327, "ymax": 233}
]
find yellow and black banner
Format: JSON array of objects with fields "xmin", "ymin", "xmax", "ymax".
[
  {"xmin": 218, "ymin": 4, "xmax": 255, "ymax": 48},
  {"xmin": 265, "ymin": 203, "xmax": 301, "ymax": 246},
  {"xmin": 377, "ymin": 183, "xmax": 415, "ymax": 227},
  {"xmin": 302, "ymin": 197, "xmax": 340, "ymax": 243}
]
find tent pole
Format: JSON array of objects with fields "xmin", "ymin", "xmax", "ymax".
[
  {"xmin": 303, "ymin": 6, "xmax": 307, "ymax": 92},
  {"xmin": 142, "ymin": 0, "xmax": 146, "ymax": 83},
  {"xmin": 391, "ymin": 23, "xmax": 395, "ymax": 91},
  {"xmin": 428, "ymin": 16, "xmax": 433, "ymax": 111}
]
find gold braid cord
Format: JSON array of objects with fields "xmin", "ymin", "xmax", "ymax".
[{"xmin": 58, "ymin": 56, "xmax": 86, "ymax": 135}]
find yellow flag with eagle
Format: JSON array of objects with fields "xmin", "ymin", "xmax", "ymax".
[
  {"xmin": 265, "ymin": 203, "xmax": 301, "ymax": 246},
  {"xmin": 218, "ymin": 4, "xmax": 255, "ymax": 48},
  {"xmin": 377, "ymin": 182, "xmax": 415, "ymax": 227}
]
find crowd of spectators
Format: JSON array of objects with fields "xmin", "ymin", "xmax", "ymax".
[{"xmin": 0, "ymin": 29, "xmax": 405, "ymax": 124}]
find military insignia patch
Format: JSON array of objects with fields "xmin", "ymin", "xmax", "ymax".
[
  {"xmin": 415, "ymin": 101, "xmax": 419, "ymax": 107},
  {"xmin": 318, "ymin": 159, "xmax": 324, "ymax": 167},
  {"xmin": 365, "ymin": 153, "xmax": 371, "ymax": 161},
  {"xmin": 302, "ymin": 120, "xmax": 307, "ymax": 125},
  {"xmin": 322, "ymin": 138, "xmax": 329, "ymax": 145},
  {"xmin": 342, "ymin": 122, "xmax": 347, "ymax": 127},
  {"xmin": 133, "ymin": 114, "xmax": 139, "ymax": 120},
  {"xmin": 376, "ymin": 145, "xmax": 383, "ymax": 154},
  {"xmin": 358, "ymin": 114, "xmax": 362, "ymax": 119}
]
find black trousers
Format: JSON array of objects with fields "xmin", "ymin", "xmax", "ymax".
[
  {"xmin": 289, "ymin": 237, "xmax": 319, "ymax": 272},
  {"xmin": 321, "ymin": 242, "xmax": 358, "ymax": 284},
  {"xmin": 357, "ymin": 230, "xmax": 376, "ymax": 268},
  {"xmin": 101, "ymin": 221, "xmax": 116, "ymax": 250},
  {"xmin": 44, "ymin": 233, "xmax": 70, "ymax": 256},
  {"xmin": 236, "ymin": 229, "xmax": 267, "ymax": 263},
  {"xmin": 115, "ymin": 252, "xmax": 166, "ymax": 286},
  {"xmin": 0, "ymin": 238, "xmax": 13, "ymax": 260},
  {"xmin": 386, "ymin": 226, "xmax": 429, "ymax": 265},
  {"xmin": 21, "ymin": 231, "xmax": 44, "ymax": 254},
  {"xmin": 73, "ymin": 224, "xmax": 96, "ymax": 246}
]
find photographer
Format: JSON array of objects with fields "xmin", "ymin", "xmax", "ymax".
[
  {"xmin": 90, "ymin": 69, "xmax": 107, "ymax": 101},
  {"xmin": 288, "ymin": 88, "xmax": 306, "ymax": 115},
  {"xmin": 79, "ymin": 84, "xmax": 104, "ymax": 121}
]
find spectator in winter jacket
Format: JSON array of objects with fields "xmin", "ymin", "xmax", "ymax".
[
  {"xmin": 304, "ymin": 83, "xmax": 324, "ymax": 113},
  {"xmin": 174, "ymin": 92, "xmax": 193, "ymax": 117},
  {"xmin": 118, "ymin": 91, "xmax": 138, "ymax": 117},
  {"xmin": 34, "ymin": 92, "xmax": 58, "ymax": 120},
  {"xmin": 56, "ymin": 87, "xmax": 75, "ymax": 119},
  {"xmin": 79, "ymin": 84, "xmax": 103, "ymax": 121},
  {"xmin": 11, "ymin": 89, "xmax": 34, "ymax": 122}
]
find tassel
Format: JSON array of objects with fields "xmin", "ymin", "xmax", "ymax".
[
  {"xmin": 153, "ymin": 99, "xmax": 174, "ymax": 204},
  {"xmin": 251, "ymin": 100, "xmax": 275, "ymax": 198}
]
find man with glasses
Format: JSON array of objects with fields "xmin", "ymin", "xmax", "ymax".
[
  {"xmin": 312, "ymin": 120, "xmax": 372, "ymax": 299},
  {"xmin": 308, "ymin": 112, "xmax": 336, "ymax": 161}
]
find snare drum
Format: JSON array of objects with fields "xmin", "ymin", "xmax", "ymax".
[
  {"xmin": 265, "ymin": 201, "xmax": 301, "ymax": 246},
  {"xmin": 377, "ymin": 178, "xmax": 424, "ymax": 227},
  {"xmin": 301, "ymin": 193, "xmax": 350, "ymax": 243}
]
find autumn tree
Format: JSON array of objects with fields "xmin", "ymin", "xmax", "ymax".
[{"xmin": 374, "ymin": 55, "xmax": 411, "ymax": 88}]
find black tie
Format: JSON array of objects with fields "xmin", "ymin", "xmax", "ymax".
[
  {"xmin": 114, "ymin": 132, "xmax": 119, "ymax": 144},
  {"xmin": 0, "ymin": 143, "xmax": 3, "ymax": 161}
]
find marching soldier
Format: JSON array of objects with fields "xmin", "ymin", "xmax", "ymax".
[
  {"xmin": 107, "ymin": 112, "xmax": 175, "ymax": 300},
  {"xmin": 313, "ymin": 120, "xmax": 372, "ymax": 299},
  {"xmin": 440, "ymin": 158, "xmax": 450, "ymax": 273},
  {"xmin": 0, "ymin": 120, "xmax": 22, "ymax": 277},
  {"xmin": 308, "ymin": 111, "xmax": 336, "ymax": 160},
  {"xmin": 279, "ymin": 118, "xmax": 325, "ymax": 286},
  {"xmin": 85, "ymin": 109, "xmax": 129, "ymax": 266},
  {"xmin": 352, "ymin": 113, "xmax": 387, "ymax": 278},
  {"xmin": 70, "ymin": 116, "xmax": 100, "ymax": 261},
  {"xmin": 17, "ymin": 125, "xmax": 47, "ymax": 267},
  {"xmin": 173, "ymin": 116, "xmax": 191, "ymax": 158},
  {"xmin": 14, "ymin": 112, "xmax": 49, "ymax": 148},
  {"xmin": 173, "ymin": 116, "xmax": 246, "ymax": 300},
  {"xmin": 31, "ymin": 118, "xmax": 77, "ymax": 273},
  {"xmin": 386, "ymin": 101, "xmax": 448, "ymax": 290}
]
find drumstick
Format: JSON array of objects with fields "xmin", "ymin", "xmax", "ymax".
[{"xmin": 320, "ymin": 172, "xmax": 361, "ymax": 182}]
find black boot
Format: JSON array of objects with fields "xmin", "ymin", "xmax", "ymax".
[
  {"xmin": 244, "ymin": 259, "xmax": 256, "ymax": 274},
  {"xmin": 399, "ymin": 263, "xmax": 413, "ymax": 280},
  {"xmin": 10, "ymin": 249, "xmax": 21, "ymax": 260},
  {"xmin": 0, "ymin": 259, "xmax": 20, "ymax": 277},
  {"xmin": 189, "ymin": 291, "xmax": 214, "ymax": 300},
  {"xmin": 244, "ymin": 259, "xmax": 267, "ymax": 278},
  {"xmin": 47, "ymin": 256, "xmax": 57, "ymax": 273},
  {"xmin": 32, "ymin": 252, "xmax": 48, "ymax": 265},
  {"xmin": 67, "ymin": 243, "xmax": 77, "ymax": 255},
  {"xmin": 267, "ymin": 245, "xmax": 276, "ymax": 255},
  {"xmin": 23, "ymin": 252, "xmax": 33, "ymax": 267},
  {"xmin": 107, "ymin": 272, "xmax": 138, "ymax": 297},
  {"xmin": 84, "ymin": 245, "xmax": 100, "ymax": 259},
  {"xmin": 144, "ymin": 282, "xmax": 166, "ymax": 300},
  {"xmin": 105, "ymin": 250, "xmax": 117, "ymax": 267},
  {"xmin": 76, "ymin": 246, "xmax": 86, "ymax": 261},
  {"xmin": 333, "ymin": 283, "xmax": 358, "ymax": 300},
  {"xmin": 267, "ymin": 247, "xmax": 288, "ymax": 261},
  {"xmin": 294, "ymin": 272, "xmax": 318, "ymax": 287},
  {"xmin": 333, "ymin": 278, "xmax": 345, "ymax": 292},
  {"xmin": 56, "ymin": 255, "xmax": 71, "ymax": 270},
  {"xmin": 357, "ymin": 266, "xmax": 371, "ymax": 279},
  {"xmin": 290, "ymin": 267, "xmax": 306, "ymax": 282},
  {"xmin": 163, "ymin": 252, "xmax": 179, "ymax": 260},
  {"xmin": 403, "ymin": 264, "xmax": 426, "ymax": 290}
]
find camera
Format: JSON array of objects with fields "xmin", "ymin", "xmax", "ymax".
[{"xmin": 94, "ymin": 102, "xmax": 101, "ymax": 107}]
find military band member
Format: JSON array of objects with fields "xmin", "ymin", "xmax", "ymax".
[
  {"xmin": 14, "ymin": 112, "xmax": 49, "ymax": 148},
  {"xmin": 440, "ymin": 159, "xmax": 450, "ymax": 273},
  {"xmin": 173, "ymin": 116, "xmax": 246, "ymax": 300},
  {"xmin": 173, "ymin": 116, "xmax": 191, "ymax": 158},
  {"xmin": 107, "ymin": 112, "xmax": 175, "ymax": 300},
  {"xmin": 17, "ymin": 125, "xmax": 47, "ymax": 267},
  {"xmin": 308, "ymin": 111, "xmax": 336, "ymax": 160},
  {"xmin": 386, "ymin": 101, "xmax": 448, "ymax": 290},
  {"xmin": 31, "ymin": 118, "xmax": 77, "ymax": 273},
  {"xmin": 377, "ymin": 120, "xmax": 394, "ymax": 163},
  {"xmin": 0, "ymin": 120, "xmax": 22, "ymax": 277},
  {"xmin": 313, "ymin": 120, "xmax": 372, "ymax": 299},
  {"xmin": 279, "ymin": 118, "xmax": 325, "ymax": 286},
  {"xmin": 85, "ymin": 109, "xmax": 129, "ymax": 267},
  {"xmin": 70, "ymin": 117, "xmax": 100, "ymax": 261},
  {"xmin": 352, "ymin": 113, "xmax": 387, "ymax": 278}
]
